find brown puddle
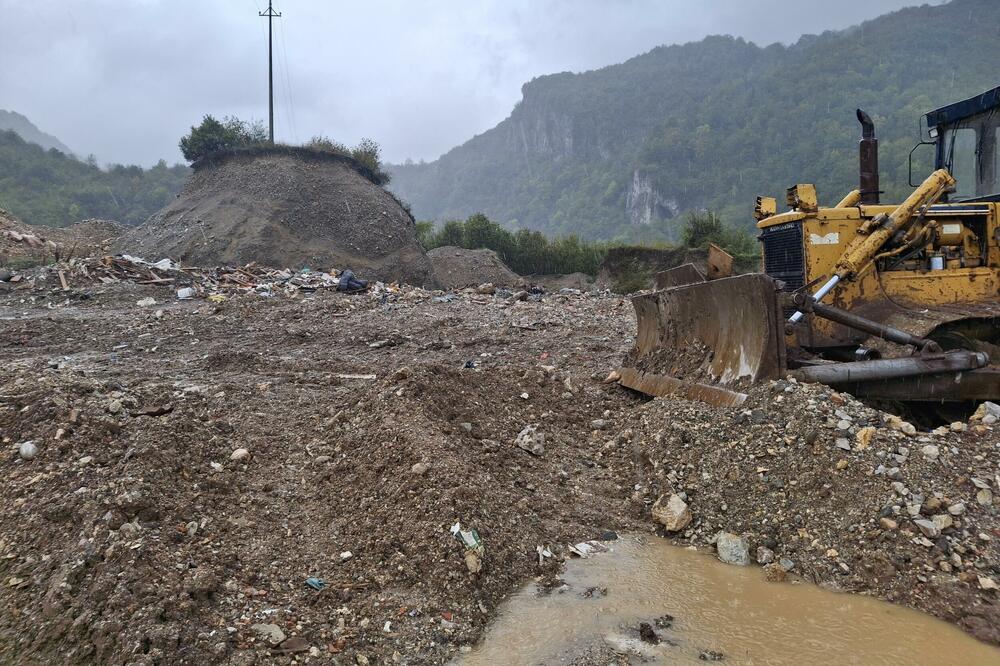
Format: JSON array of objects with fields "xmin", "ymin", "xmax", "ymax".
[{"xmin": 458, "ymin": 535, "xmax": 1000, "ymax": 665}]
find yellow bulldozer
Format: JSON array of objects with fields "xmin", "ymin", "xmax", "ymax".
[{"xmin": 620, "ymin": 85, "xmax": 1000, "ymax": 418}]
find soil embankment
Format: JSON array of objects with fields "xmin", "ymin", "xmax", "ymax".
[{"xmin": 117, "ymin": 148, "xmax": 433, "ymax": 286}]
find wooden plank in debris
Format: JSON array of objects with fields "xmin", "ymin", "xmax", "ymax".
[{"xmin": 58, "ymin": 270, "xmax": 69, "ymax": 291}]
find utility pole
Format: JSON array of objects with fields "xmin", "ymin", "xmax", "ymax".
[{"xmin": 259, "ymin": 0, "xmax": 281, "ymax": 144}]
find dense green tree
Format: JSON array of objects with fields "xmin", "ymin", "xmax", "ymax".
[{"xmin": 178, "ymin": 115, "xmax": 268, "ymax": 162}]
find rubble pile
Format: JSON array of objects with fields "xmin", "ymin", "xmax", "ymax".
[
  {"xmin": 1, "ymin": 260, "xmax": 1000, "ymax": 663},
  {"xmin": 0, "ymin": 212, "xmax": 122, "ymax": 266},
  {"xmin": 0, "ymin": 275, "xmax": 640, "ymax": 664},
  {"xmin": 629, "ymin": 380, "xmax": 1000, "ymax": 642}
]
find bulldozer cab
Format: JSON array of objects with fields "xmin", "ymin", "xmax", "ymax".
[{"xmin": 924, "ymin": 85, "xmax": 1000, "ymax": 202}]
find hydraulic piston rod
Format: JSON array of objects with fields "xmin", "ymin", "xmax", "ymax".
[
  {"xmin": 791, "ymin": 351, "xmax": 988, "ymax": 385},
  {"xmin": 791, "ymin": 293, "xmax": 941, "ymax": 352}
]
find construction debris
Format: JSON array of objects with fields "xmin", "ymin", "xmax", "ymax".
[{"xmin": 1, "ymin": 255, "xmax": 999, "ymax": 664}]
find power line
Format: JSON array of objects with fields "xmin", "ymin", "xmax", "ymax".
[
  {"xmin": 258, "ymin": 0, "xmax": 281, "ymax": 144},
  {"xmin": 276, "ymin": 18, "xmax": 298, "ymax": 143}
]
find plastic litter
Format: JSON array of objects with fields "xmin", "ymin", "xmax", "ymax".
[
  {"xmin": 304, "ymin": 577, "xmax": 326, "ymax": 591},
  {"xmin": 450, "ymin": 522, "xmax": 485, "ymax": 573}
]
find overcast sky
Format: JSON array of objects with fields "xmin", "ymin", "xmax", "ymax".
[{"xmin": 0, "ymin": 0, "xmax": 928, "ymax": 167}]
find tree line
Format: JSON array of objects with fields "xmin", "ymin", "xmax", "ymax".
[{"xmin": 416, "ymin": 211, "xmax": 758, "ymax": 276}]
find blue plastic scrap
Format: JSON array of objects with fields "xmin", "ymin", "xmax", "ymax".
[{"xmin": 304, "ymin": 577, "xmax": 326, "ymax": 591}]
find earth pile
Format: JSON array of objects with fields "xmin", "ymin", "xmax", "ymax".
[
  {"xmin": 427, "ymin": 246, "xmax": 521, "ymax": 288},
  {"xmin": 117, "ymin": 148, "xmax": 433, "ymax": 286}
]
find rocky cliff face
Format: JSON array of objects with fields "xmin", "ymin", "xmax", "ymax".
[
  {"xmin": 625, "ymin": 170, "xmax": 679, "ymax": 226},
  {"xmin": 504, "ymin": 107, "xmax": 576, "ymax": 158}
]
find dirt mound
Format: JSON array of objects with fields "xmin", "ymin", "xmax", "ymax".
[
  {"xmin": 526, "ymin": 272, "xmax": 596, "ymax": 291},
  {"xmin": 117, "ymin": 148, "xmax": 433, "ymax": 285},
  {"xmin": 1, "ymin": 211, "xmax": 122, "ymax": 268},
  {"xmin": 428, "ymin": 246, "xmax": 521, "ymax": 288}
]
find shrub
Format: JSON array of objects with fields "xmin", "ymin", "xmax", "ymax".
[
  {"xmin": 419, "ymin": 213, "xmax": 609, "ymax": 276},
  {"xmin": 179, "ymin": 115, "xmax": 268, "ymax": 162}
]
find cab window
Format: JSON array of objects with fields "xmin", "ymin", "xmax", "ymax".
[{"xmin": 944, "ymin": 126, "xmax": 977, "ymax": 200}]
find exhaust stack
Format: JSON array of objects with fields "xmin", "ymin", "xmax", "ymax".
[{"xmin": 857, "ymin": 109, "xmax": 879, "ymax": 204}]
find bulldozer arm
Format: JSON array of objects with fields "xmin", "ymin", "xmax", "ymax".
[{"xmin": 619, "ymin": 274, "xmax": 787, "ymax": 406}]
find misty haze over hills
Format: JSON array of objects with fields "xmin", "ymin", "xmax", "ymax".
[
  {"xmin": 389, "ymin": 0, "xmax": 999, "ymax": 241},
  {"xmin": 0, "ymin": 111, "xmax": 74, "ymax": 156},
  {"xmin": 2, "ymin": 0, "xmax": 994, "ymax": 241}
]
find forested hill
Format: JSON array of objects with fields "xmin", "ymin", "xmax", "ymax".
[
  {"xmin": 389, "ymin": 0, "xmax": 1000, "ymax": 242},
  {"xmin": 0, "ymin": 129, "xmax": 189, "ymax": 228}
]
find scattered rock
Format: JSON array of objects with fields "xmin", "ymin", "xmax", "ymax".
[
  {"xmin": 879, "ymin": 517, "xmax": 898, "ymax": 531},
  {"xmin": 763, "ymin": 562, "xmax": 788, "ymax": 582},
  {"xmin": 17, "ymin": 441, "xmax": 37, "ymax": 460},
  {"xmin": 979, "ymin": 576, "xmax": 999, "ymax": 591},
  {"xmin": 855, "ymin": 426, "xmax": 875, "ymax": 449},
  {"xmin": 230, "ymin": 448, "xmax": 250, "ymax": 461},
  {"xmin": 638, "ymin": 622, "xmax": 659, "ymax": 644},
  {"xmin": 410, "ymin": 462, "xmax": 430, "ymax": 475},
  {"xmin": 756, "ymin": 546, "xmax": 775, "ymax": 564},
  {"xmin": 914, "ymin": 519, "xmax": 940, "ymax": 539},
  {"xmin": 251, "ymin": 623, "xmax": 286, "ymax": 646},
  {"xmin": 920, "ymin": 445, "xmax": 940, "ymax": 461},
  {"xmin": 514, "ymin": 425, "xmax": 545, "ymax": 456},
  {"xmin": 932, "ymin": 514, "xmax": 953, "ymax": 531},
  {"xmin": 271, "ymin": 636, "xmax": 311, "ymax": 655},
  {"xmin": 652, "ymin": 494, "xmax": 692, "ymax": 532},
  {"xmin": 714, "ymin": 532, "xmax": 749, "ymax": 566}
]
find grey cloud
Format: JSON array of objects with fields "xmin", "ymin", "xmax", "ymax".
[{"xmin": 0, "ymin": 0, "xmax": 925, "ymax": 167}]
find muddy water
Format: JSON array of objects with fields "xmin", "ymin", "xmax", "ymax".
[{"xmin": 460, "ymin": 536, "xmax": 1000, "ymax": 665}]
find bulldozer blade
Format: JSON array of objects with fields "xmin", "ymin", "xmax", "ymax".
[
  {"xmin": 654, "ymin": 263, "xmax": 706, "ymax": 290},
  {"xmin": 706, "ymin": 243, "xmax": 734, "ymax": 280},
  {"xmin": 616, "ymin": 367, "xmax": 750, "ymax": 406},
  {"xmin": 619, "ymin": 274, "xmax": 786, "ymax": 404}
]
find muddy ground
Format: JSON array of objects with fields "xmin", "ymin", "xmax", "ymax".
[{"xmin": 1, "ymin": 265, "xmax": 999, "ymax": 664}]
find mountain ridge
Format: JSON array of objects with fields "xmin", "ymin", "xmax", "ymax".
[
  {"xmin": 389, "ymin": 0, "xmax": 1000, "ymax": 241},
  {"xmin": 0, "ymin": 110, "xmax": 74, "ymax": 156}
]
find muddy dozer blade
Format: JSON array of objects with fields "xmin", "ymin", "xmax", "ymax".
[
  {"xmin": 654, "ymin": 263, "xmax": 705, "ymax": 290},
  {"xmin": 619, "ymin": 274, "xmax": 786, "ymax": 405}
]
